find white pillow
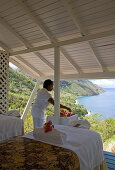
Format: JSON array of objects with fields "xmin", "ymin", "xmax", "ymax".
[{"xmin": 33, "ymin": 128, "xmax": 66, "ymax": 145}]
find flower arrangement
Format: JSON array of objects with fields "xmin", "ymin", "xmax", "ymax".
[
  {"xmin": 43, "ymin": 120, "xmax": 54, "ymax": 133},
  {"xmin": 50, "ymin": 110, "xmax": 72, "ymax": 117},
  {"xmin": 60, "ymin": 110, "xmax": 72, "ymax": 117}
]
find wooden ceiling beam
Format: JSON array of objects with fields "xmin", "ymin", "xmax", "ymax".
[{"xmin": 61, "ymin": 0, "xmax": 104, "ymax": 72}]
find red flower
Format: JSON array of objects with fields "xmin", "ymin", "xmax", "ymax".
[
  {"xmin": 44, "ymin": 120, "xmax": 54, "ymax": 133},
  {"xmin": 60, "ymin": 109, "xmax": 72, "ymax": 117}
]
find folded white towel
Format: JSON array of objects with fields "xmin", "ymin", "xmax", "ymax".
[
  {"xmin": 33, "ymin": 128, "xmax": 66, "ymax": 145},
  {"xmin": 54, "ymin": 125, "xmax": 104, "ymax": 170},
  {"xmin": 74, "ymin": 119, "xmax": 91, "ymax": 129},
  {"xmin": 47, "ymin": 114, "xmax": 78, "ymax": 126}
]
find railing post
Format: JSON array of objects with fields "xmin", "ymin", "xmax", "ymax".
[{"xmin": 21, "ymin": 80, "xmax": 40, "ymax": 121}]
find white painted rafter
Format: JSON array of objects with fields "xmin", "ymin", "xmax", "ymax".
[
  {"xmin": 0, "ymin": 15, "xmax": 54, "ymax": 72},
  {"xmin": 16, "ymin": 0, "xmax": 79, "ymax": 73},
  {"xmin": 61, "ymin": 48, "xmax": 80, "ymax": 73},
  {"xmin": 34, "ymin": 51, "xmax": 54, "ymax": 70},
  {"xmin": 61, "ymin": 0, "xmax": 85, "ymax": 36},
  {"xmin": 0, "ymin": 40, "xmax": 37, "ymax": 78},
  {"xmin": 10, "ymin": 44, "xmax": 53, "ymax": 56},
  {"xmin": 61, "ymin": 0, "xmax": 104, "ymax": 72},
  {"xmin": 0, "ymin": 39, "xmax": 42, "ymax": 78},
  {"xmin": 16, "ymin": 0, "xmax": 57, "ymax": 43},
  {"xmin": 9, "ymin": 57, "xmax": 38, "ymax": 79},
  {"xmin": 13, "ymin": 56, "xmax": 44, "ymax": 76},
  {"xmin": 39, "ymin": 71, "xmax": 115, "ymax": 81},
  {"xmin": 0, "ymin": 16, "xmax": 30, "ymax": 48},
  {"xmin": 88, "ymin": 41, "xmax": 104, "ymax": 71},
  {"xmin": 25, "ymin": 43, "xmax": 54, "ymax": 71},
  {"xmin": 9, "ymin": 29, "xmax": 115, "ymax": 56},
  {"xmin": 0, "ymin": 40, "xmax": 9, "ymax": 52},
  {"xmin": 28, "ymin": 45, "xmax": 54, "ymax": 71},
  {"xmin": 60, "ymin": 47, "xmax": 81, "ymax": 73}
]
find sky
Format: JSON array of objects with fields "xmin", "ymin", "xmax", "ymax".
[
  {"xmin": 90, "ymin": 79, "xmax": 115, "ymax": 88},
  {"xmin": 9, "ymin": 62, "xmax": 17, "ymax": 70},
  {"xmin": 9, "ymin": 62, "xmax": 115, "ymax": 88}
]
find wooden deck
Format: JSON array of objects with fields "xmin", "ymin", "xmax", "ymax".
[{"xmin": 104, "ymin": 151, "xmax": 115, "ymax": 170}]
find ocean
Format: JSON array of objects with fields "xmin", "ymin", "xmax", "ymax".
[{"xmin": 77, "ymin": 88, "xmax": 115, "ymax": 119}]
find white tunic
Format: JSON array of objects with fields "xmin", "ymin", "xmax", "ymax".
[{"xmin": 31, "ymin": 88, "xmax": 51, "ymax": 119}]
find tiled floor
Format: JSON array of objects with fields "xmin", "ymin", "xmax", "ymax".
[{"xmin": 104, "ymin": 151, "xmax": 115, "ymax": 170}]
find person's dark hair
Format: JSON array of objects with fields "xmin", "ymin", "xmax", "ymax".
[{"xmin": 43, "ymin": 79, "xmax": 53, "ymax": 88}]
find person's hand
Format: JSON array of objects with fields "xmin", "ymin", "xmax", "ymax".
[{"xmin": 67, "ymin": 107, "xmax": 71, "ymax": 112}]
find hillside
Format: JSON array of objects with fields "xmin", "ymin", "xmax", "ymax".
[
  {"xmin": 9, "ymin": 68, "xmax": 105, "ymax": 96},
  {"xmin": 60, "ymin": 80, "xmax": 105, "ymax": 96},
  {"xmin": 9, "ymin": 68, "xmax": 36, "ymax": 95},
  {"xmin": 9, "ymin": 67, "xmax": 105, "ymax": 116}
]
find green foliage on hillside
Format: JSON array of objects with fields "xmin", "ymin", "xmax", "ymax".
[
  {"xmin": 9, "ymin": 68, "xmax": 105, "ymax": 97},
  {"xmin": 9, "ymin": 92, "xmax": 29, "ymax": 111},
  {"xmin": 85, "ymin": 114, "xmax": 115, "ymax": 142},
  {"xmin": 46, "ymin": 91, "xmax": 88, "ymax": 117},
  {"xmin": 61, "ymin": 80, "xmax": 105, "ymax": 96},
  {"xmin": 85, "ymin": 114, "xmax": 115, "ymax": 152},
  {"xmin": 9, "ymin": 68, "xmax": 37, "ymax": 95}
]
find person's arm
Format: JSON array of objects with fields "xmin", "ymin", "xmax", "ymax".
[{"xmin": 48, "ymin": 97, "xmax": 71, "ymax": 112}]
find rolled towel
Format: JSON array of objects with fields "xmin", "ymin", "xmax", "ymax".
[{"xmin": 33, "ymin": 128, "xmax": 67, "ymax": 145}]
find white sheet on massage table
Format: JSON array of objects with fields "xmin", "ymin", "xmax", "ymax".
[
  {"xmin": 23, "ymin": 125, "xmax": 104, "ymax": 170},
  {"xmin": 0, "ymin": 114, "xmax": 23, "ymax": 141}
]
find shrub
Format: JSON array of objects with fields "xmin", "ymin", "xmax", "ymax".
[{"xmin": 85, "ymin": 114, "xmax": 115, "ymax": 142}]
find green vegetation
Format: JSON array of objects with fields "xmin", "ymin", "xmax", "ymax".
[
  {"xmin": 103, "ymin": 135, "xmax": 115, "ymax": 152},
  {"xmin": 85, "ymin": 114, "xmax": 115, "ymax": 152},
  {"xmin": 9, "ymin": 68, "xmax": 37, "ymax": 95},
  {"xmin": 61, "ymin": 80, "xmax": 105, "ymax": 96},
  {"xmin": 46, "ymin": 92, "xmax": 88, "ymax": 117},
  {"xmin": 9, "ymin": 68, "xmax": 89, "ymax": 133},
  {"xmin": 9, "ymin": 67, "xmax": 115, "ymax": 152},
  {"xmin": 85, "ymin": 114, "xmax": 115, "ymax": 142}
]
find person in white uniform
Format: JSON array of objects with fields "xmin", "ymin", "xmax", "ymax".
[{"xmin": 31, "ymin": 79, "xmax": 71, "ymax": 129}]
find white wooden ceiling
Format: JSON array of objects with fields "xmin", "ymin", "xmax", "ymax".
[{"xmin": 0, "ymin": 0, "xmax": 115, "ymax": 80}]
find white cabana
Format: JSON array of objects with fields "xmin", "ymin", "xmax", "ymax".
[{"xmin": 0, "ymin": 0, "xmax": 115, "ymax": 123}]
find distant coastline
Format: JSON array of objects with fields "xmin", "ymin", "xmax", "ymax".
[
  {"xmin": 76, "ymin": 88, "xmax": 115, "ymax": 119},
  {"xmin": 76, "ymin": 98, "xmax": 92, "ymax": 116}
]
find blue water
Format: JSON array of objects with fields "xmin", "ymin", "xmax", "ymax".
[{"xmin": 77, "ymin": 88, "xmax": 115, "ymax": 119}]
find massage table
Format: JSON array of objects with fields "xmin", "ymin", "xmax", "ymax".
[
  {"xmin": 0, "ymin": 114, "xmax": 24, "ymax": 142},
  {"xmin": 0, "ymin": 124, "xmax": 107, "ymax": 170},
  {"xmin": 24, "ymin": 125, "xmax": 108, "ymax": 170},
  {"xmin": 0, "ymin": 136, "xmax": 80, "ymax": 169}
]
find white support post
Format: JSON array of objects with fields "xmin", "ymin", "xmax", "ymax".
[
  {"xmin": 21, "ymin": 80, "xmax": 40, "ymax": 121},
  {"xmin": 54, "ymin": 47, "xmax": 60, "ymax": 124}
]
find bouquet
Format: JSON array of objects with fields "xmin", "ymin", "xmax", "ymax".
[
  {"xmin": 60, "ymin": 110, "xmax": 72, "ymax": 117},
  {"xmin": 43, "ymin": 120, "xmax": 54, "ymax": 133}
]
